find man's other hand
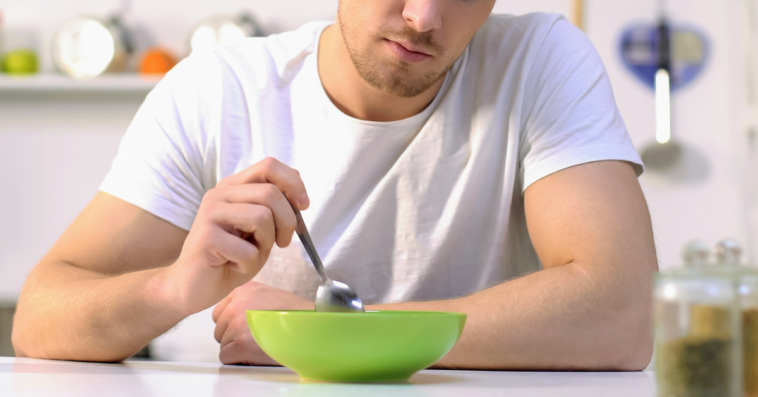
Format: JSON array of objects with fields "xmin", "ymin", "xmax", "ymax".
[{"xmin": 212, "ymin": 281, "xmax": 313, "ymax": 365}]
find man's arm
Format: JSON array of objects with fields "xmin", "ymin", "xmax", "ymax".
[
  {"xmin": 13, "ymin": 158, "xmax": 309, "ymax": 362},
  {"xmin": 375, "ymin": 160, "xmax": 657, "ymax": 370},
  {"xmin": 12, "ymin": 193, "xmax": 189, "ymax": 361}
]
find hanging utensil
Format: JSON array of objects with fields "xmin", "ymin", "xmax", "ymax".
[{"xmin": 641, "ymin": 2, "xmax": 684, "ymax": 171}]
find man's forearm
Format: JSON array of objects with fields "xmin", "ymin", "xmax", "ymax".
[
  {"xmin": 13, "ymin": 260, "xmax": 184, "ymax": 362},
  {"xmin": 371, "ymin": 261, "xmax": 653, "ymax": 371}
]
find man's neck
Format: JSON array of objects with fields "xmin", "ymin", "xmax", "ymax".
[{"xmin": 317, "ymin": 24, "xmax": 444, "ymax": 122}]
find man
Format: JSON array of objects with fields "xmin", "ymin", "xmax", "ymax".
[{"xmin": 13, "ymin": 0, "xmax": 657, "ymax": 370}]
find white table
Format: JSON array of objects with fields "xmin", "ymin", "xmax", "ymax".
[{"xmin": 0, "ymin": 357, "xmax": 656, "ymax": 396}]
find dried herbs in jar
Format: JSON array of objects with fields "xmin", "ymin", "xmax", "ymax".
[
  {"xmin": 745, "ymin": 308, "xmax": 758, "ymax": 397},
  {"xmin": 656, "ymin": 305, "xmax": 735, "ymax": 397}
]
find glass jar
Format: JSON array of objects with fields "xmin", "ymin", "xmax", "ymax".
[
  {"xmin": 654, "ymin": 241, "xmax": 742, "ymax": 397},
  {"xmin": 718, "ymin": 239, "xmax": 758, "ymax": 397},
  {"xmin": 741, "ymin": 267, "xmax": 758, "ymax": 397}
]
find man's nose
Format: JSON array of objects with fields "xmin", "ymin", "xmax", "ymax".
[{"xmin": 402, "ymin": 0, "xmax": 443, "ymax": 33}]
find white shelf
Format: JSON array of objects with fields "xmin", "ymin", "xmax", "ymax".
[{"xmin": 0, "ymin": 74, "xmax": 161, "ymax": 93}]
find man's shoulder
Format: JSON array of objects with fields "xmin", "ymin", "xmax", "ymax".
[
  {"xmin": 482, "ymin": 12, "xmax": 565, "ymax": 36},
  {"xmin": 463, "ymin": 13, "xmax": 585, "ymax": 79},
  {"xmin": 469, "ymin": 13, "xmax": 571, "ymax": 58}
]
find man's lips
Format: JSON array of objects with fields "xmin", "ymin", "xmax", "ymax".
[{"xmin": 384, "ymin": 39, "xmax": 432, "ymax": 63}]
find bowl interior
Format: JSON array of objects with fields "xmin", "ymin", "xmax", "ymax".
[{"xmin": 246, "ymin": 310, "xmax": 466, "ymax": 383}]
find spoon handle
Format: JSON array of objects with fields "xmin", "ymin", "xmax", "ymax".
[{"xmin": 290, "ymin": 205, "xmax": 329, "ymax": 283}]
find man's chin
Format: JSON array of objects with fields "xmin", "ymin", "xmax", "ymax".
[
  {"xmin": 347, "ymin": 45, "xmax": 448, "ymax": 98},
  {"xmin": 365, "ymin": 70, "xmax": 444, "ymax": 98},
  {"xmin": 384, "ymin": 83, "xmax": 436, "ymax": 98}
]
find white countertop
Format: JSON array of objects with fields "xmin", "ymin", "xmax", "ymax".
[{"xmin": 0, "ymin": 357, "xmax": 656, "ymax": 396}]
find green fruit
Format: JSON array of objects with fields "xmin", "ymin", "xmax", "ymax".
[{"xmin": 2, "ymin": 49, "xmax": 39, "ymax": 75}]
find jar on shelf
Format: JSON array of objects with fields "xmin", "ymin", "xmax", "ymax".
[
  {"xmin": 654, "ymin": 241, "xmax": 742, "ymax": 397},
  {"xmin": 716, "ymin": 239, "xmax": 758, "ymax": 397}
]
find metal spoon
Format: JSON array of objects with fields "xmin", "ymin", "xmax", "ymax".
[{"xmin": 290, "ymin": 205, "xmax": 365, "ymax": 313}]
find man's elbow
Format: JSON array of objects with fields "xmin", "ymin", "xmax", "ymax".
[
  {"xmin": 11, "ymin": 309, "xmax": 38, "ymax": 359},
  {"xmin": 611, "ymin": 323, "xmax": 654, "ymax": 371},
  {"xmin": 603, "ymin": 289, "xmax": 654, "ymax": 371},
  {"xmin": 12, "ymin": 316, "xmax": 53, "ymax": 361},
  {"xmin": 11, "ymin": 330, "xmax": 28, "ymax": 359},
  {"xmin": 12, "ymin": 334, "xmax": 131, "ymax": 363},
  {"xmin": 12, "ymin": 312, "xmax": 131, "ymax": 363}
]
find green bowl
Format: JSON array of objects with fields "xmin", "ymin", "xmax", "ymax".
[{"xmin": 246, "ymin": 310, "xmax": 466, "ymax": 383}]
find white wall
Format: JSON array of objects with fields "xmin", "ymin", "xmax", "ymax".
[
  {"xmin": 0, "ymin": 0, "xmax": 754, "ymax": 360},
  {"xmin": 589, "ymin": 1, "xmax": 753, "ymax": 267}
]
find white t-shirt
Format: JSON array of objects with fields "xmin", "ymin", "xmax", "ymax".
[{"xmin": 101, "ymin": 13, "xmax": 642, "ymax": 305}]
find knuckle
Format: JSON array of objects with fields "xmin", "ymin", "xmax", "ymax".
[
  {"xmin": 191, "ymin": 225, "xmax": 215, "ymax": 245},
  {"xmin": 258, "ymin": 206, "xmax": 274, "ymax": 225},
  {"xmin": 260, "ymin": 157, "xmax": 279, "ymax": 170},
  {"xmin": 203, "ymin": 199, "xmax": 220, "ymax": 214},
  {"xmin": 202, "ymin": 188, "xmax": 226, "ymax": 209},
  {"xmin": 199, "ymin": 204, "xmax": 223, "ymax": 225},
  {"xmin": 204, "ymin": 187, "xmax": 221, "ymax": 201},
  {"xmin": 227, "ymin": 301, "xmax": 243, "ymax": 314},
  {"xmin": 248, "ymin": 206, "xmax": 273, "ymax": 229},
  {"xmin": 261, "ymin": 184, "xmax": 282, "ymax": 204}
]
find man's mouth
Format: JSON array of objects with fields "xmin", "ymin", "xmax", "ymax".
[{"xmin": 384, "ymin": 39, "xmax": 432, "ymax": 63}]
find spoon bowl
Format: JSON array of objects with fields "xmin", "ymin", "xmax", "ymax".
[{"xmin": 316, "ymin": 280, "xmax": 365, "ymax": 313}]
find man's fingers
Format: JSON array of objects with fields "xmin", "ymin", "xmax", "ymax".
[
  {"xmin": 214, "ymin": 309, "xmax": 231, "ymax": 343},
  {"xmin": 219, "ymin": 339, "xmax": 253, "ymax": 365},
  {"xmin": 219, "ymin": 315, "xmax": 249, "ymax": 347},
  {"xmin": 219, "ymin": 338, "xmax": 278, "ymax": 366},
  {"xmin": 212, "ymin": 293, "xmax": 234, "ymax": 324},
  {"xmin": 212, "ymin": 230, "xmax": 260, "ymax": 275},
  {"xmin": 211, "ymin": 203, "xmax": 277, "ymax": 252},
  {"xmin": 219, "ymin": 157, "xmax": 310, "ymax": 210},
  {"xmin": 218, "ymin": 185, "xmax": 297, "ymax": 248}
]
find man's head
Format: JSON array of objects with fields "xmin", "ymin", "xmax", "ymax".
[{"xmin": 338, "ymin": 0, "xmax": 496, "ymax": 98}]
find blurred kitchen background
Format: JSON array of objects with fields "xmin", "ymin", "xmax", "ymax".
[{"xmin": 0, "ymin": 0, "xmax": 755, "ymax": 362}]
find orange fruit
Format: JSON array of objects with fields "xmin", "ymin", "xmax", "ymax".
[{"xmin": 139, "ymin": 48, "xmax": 178, "ymax": 75}]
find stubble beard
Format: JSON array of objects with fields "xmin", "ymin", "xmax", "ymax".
[{"xmin": 338, "ymin": 11, "xmax": 455, "ymax": 98}]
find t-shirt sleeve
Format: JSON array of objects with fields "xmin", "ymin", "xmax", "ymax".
[
  {"xmin": 99, "ymin": 51, "xmax": 222, "ymax": 230},
  {"xmin": 519, "ymin": 16, "xmax": 643, "ymax": 191}
]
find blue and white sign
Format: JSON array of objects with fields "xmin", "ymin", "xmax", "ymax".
[{"xmin": 620, "ymin": 23, "xmax": 710, "ymax": 91}]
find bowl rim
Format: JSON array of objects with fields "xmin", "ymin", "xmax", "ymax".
[{"xmin": 246, "ymin": 309, "xmax": 466, "ymax": 317}]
